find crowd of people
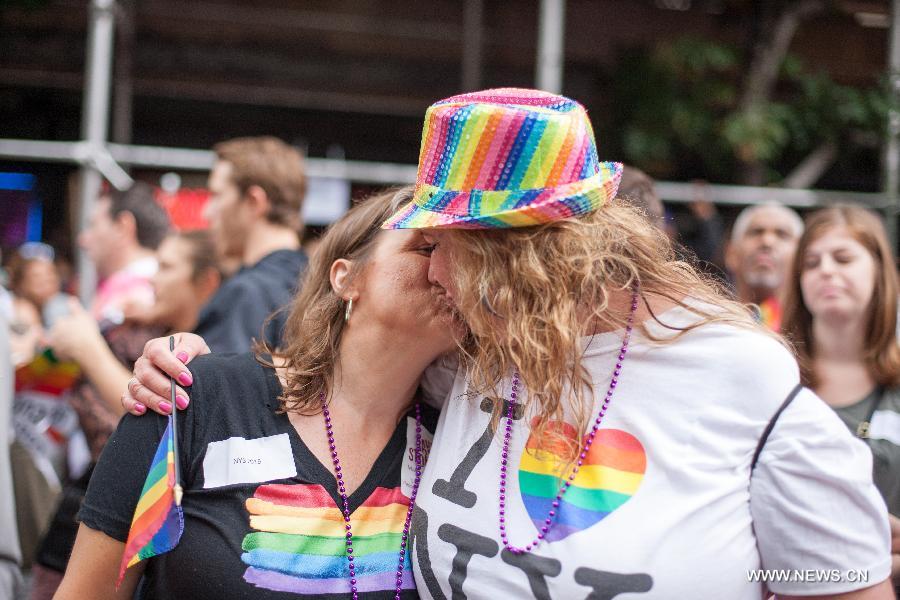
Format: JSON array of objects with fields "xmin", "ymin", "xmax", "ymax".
[{"xmin": 0, "ymin": 87, "xmax": 898, "ymax": 599}]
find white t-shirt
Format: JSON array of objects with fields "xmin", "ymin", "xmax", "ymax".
[{"xmin": 412, "ymin": 307, "xmax": 891, "ymax": 599}]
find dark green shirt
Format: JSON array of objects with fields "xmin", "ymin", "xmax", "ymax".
[{"xmin": 833, "ymin": 386, "xmax": 900, "ymax": 517}]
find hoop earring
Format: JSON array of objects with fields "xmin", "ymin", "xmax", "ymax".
[{"xmin": 344, "ymin": 298, "xmax": 354, "ymax": 323}]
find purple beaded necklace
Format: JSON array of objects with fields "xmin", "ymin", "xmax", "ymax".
[
  {"xmin": 499, "ymin": 290, "xmax": 639, "ymax": 555},
  {"xmin": 322, "ymin": 395, "xmax": 423, "ymax": 600}
]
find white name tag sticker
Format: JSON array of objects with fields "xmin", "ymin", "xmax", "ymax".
[
  {"xmin": 401, "ymin": 416, "xmax": 434, "ymax": 497},
  {"xmin": 203, "ymin": 433, "xmax": 296, "ymax": 489}
]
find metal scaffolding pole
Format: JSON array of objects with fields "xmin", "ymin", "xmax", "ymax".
[
  {"xmin": 77, "ymin": 0, "xmax": 118, "ymax": 305},
  {"xmin": 535, "ymin": 0, "xmax": 566, "ymax": 94},
  {"xmin": 884, "ymin": 0, "xmax": 900, "ymax": 251},
  {"xmin": 461, "ymin": 0, "xmax": 484, "ymax": 92},
  {"xmin": 0, "ymin": 137, "xmax": 887, "ymax": 209}
]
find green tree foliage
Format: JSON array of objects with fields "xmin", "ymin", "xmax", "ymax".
[{"xmin": 611, "ymin": 36, "xmax": 891, "ymax": 185}]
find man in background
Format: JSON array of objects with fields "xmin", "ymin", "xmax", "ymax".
[
  {"xmin": 48, "ymin": 182, "xmax": 171, "ymax": 418},
  {"xmin": 195, "ymin": 136, "xmax": 308, "ymax": 353},
  {"xmin": 80, "ymin": 183, "xmax": 168, "ymax": 325},
  {"xmin": 725, "ymin": 202, "xmax": 803, "ymax": 331}
]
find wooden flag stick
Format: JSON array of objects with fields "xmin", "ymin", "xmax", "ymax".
[{"xmin": 170, "ymin": 336, "xmax": 184, "ymax": 506}]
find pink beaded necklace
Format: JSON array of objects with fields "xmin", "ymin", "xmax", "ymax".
[
  {"xmin": 322, "ymin": 395, "xmax": 422, "ymax": 599},
  {"xmin": 499, "ymin": 290, "xmax": 639, "ymax": 554}
]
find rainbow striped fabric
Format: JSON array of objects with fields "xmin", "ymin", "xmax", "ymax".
[
  {"xmin": 14, "ymin": 350, "xmax": 80, "ymax": 396},
  {"xmin": 519, "ymin": 421, "xmax": 646, "ymax": 542},
  {"xmin": 758, "ymin": 296, "xmax": 783, "ymax": 332},
  {"xmin": 117, "ymin": 419, "xmax": 184, "ymax": 585},
  {"xmin": 383, "ymin": 87, "xmax": 622, "ymax": 230},
  {"xmin": 241, "ymin": 483, "xmax": 415, "ymax": 595}
]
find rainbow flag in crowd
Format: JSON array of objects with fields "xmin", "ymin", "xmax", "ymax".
[
  {"xmin": 758, "ymin": 296, "xmax": 783, "ymax": 332},
  {"xmin": 14, "ymin": 349, "xmax": 80, "ymax": 395},
  {"xmin": 117, "ymin": 418, "xmax": 184, "ymax": 585}
]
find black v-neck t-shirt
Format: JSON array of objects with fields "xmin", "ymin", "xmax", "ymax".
[{"xmin": 80, "ymin": 353, "xmax": 437, "ymax": 599}]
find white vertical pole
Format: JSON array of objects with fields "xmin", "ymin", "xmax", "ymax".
[
  {"xmin": 77, "ymin": 0, "xmax": 116, "ymax": 306},
  {"xmin": 462, "ymin": 0, "xmax": 484, "ymax": 92},
  {"xmin": 535, "ymin": 0, "xmax": 566, "ymax": 94}
]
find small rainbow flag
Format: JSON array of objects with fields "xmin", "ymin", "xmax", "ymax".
[{"xmin": 117, "ymin": 418, "xmax": 184, "ymax": 585}]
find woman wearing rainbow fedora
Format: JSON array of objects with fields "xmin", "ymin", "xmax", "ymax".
[{"xmin": 118, "ymin": 89, "xmax": 891, "ymax": 599}]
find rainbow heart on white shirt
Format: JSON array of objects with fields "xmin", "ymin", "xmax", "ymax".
[{"xmin": 518, "ymin": 420, "xmax": 646, "ymax": 542}]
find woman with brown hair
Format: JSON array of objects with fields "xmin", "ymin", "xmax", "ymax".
[
  {"xmin": 125, "ymin": 229, "xmax": 223, "ymax": 333},
  {"xmin": 6, "ymin": 242, "xmax": 76, "ymax": 332},
  {"xmin": 124, "ymin": 89, "xmax": 892, "ymax": 599},
  {"xmin": 56, "ymin": 187, "xmax": 461, "ymax": 599},
  {"xmin": 782, "ymin": 204, "xmax": 900, "ymax": 584}
]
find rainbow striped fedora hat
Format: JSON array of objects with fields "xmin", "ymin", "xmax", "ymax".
[{"xmin": 383, "ymin": 88, "xmax": 623, "ymax": 229}]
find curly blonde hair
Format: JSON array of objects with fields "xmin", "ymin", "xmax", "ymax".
[{"xmin": 445, "ymin": 200, "xmax": 766, "ymax": 460}]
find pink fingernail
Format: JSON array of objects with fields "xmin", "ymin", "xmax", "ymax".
[
  {"xmin": 175, "ymin": 395, "xmax": 189, "ymax": 410},
  {"xmin": 176, "ymin": 351, "xmax": 189, "ymax": 363},
  {"xmin": 177, "ymin": 371, "xmax": 193, "ymax": 386},
  {"xmin": 159, "ymin": 401, "xmax": 172, "ymax": 414},
  {"xmin": 134, "ymin": 403, "xmax": 146, "ymax": 414}
]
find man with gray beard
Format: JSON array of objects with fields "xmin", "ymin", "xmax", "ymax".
[{"xmin": 725, "ymin": 203, "xmax": 803, "ymax": 331}]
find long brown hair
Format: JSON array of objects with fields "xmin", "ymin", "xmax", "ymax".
[
  {"xmin": 782, "ymin": 204, "xmax": 900, "ymax": 388},
  {"xmin": 444, "ymin": 200, "xmax": 764, "ymax": 458},
  {"xmin": 260, "ymin": 186, "xmax": 414, "ymax": 413}
]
